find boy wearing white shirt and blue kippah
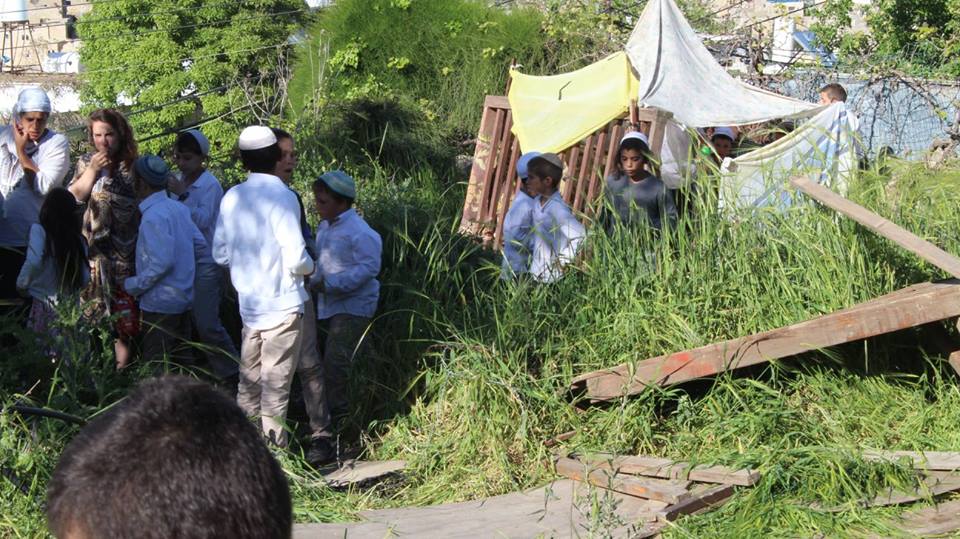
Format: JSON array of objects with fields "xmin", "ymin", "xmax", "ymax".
[
  {"xmin": 123, "ymin": 155, "xmax": 207, "ymax": 367},
  {"xmin": 310, "ymin": 170, "xmax": 382, "ymax": 422},
  {"xmin": 213, "ymin": 126, "xmax": 315, "ymax": 447},
  {"xmin": 500, "ymin": 151, "xmax": 539, "ymax": 280}
]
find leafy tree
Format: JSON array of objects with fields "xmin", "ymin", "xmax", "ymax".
[{"xmin": 78, "ymin": 0, "xmax": 307, "ymax": 154}]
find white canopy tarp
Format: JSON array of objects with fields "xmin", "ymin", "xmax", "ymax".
[
  {"xmin": 625, "ymin": 0, "xmax": 819, "ymax": 127},
  {"xmin": 720, "ymin": 102, "xmax": 860, "ymax": 209}
]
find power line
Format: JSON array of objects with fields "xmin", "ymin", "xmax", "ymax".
[
  {"xmin": 136, "ymin": 101, "xmax": 258, "ymax": 144},
  {"xmin": 0, "ymin": 6, "xmax": 305, "ymax": 54},
  {"xmin": 733, "ymin": 0, "xmax": 829, "ymax": 33},
  {"xmin": 79, "ymin": 40, "xmax": 289, "ymax": 75},
  {"xmin": 0, "ymin": 0, "xmax": 125, "ymax": 17}
]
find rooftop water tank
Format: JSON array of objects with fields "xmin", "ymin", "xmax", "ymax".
[{"xmin": 0, "ymin": 0, "xmax": 28, "ymax": 23}]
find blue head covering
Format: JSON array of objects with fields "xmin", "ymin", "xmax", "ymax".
[
  {"xmin": 134, "ymin": 155, "xmax": 171, "ymax": 188},
  {"xmin": 13, "ymin": 88, "xmax": 51, "ymax": 116},
  {"xmin": 317, "ymin": 170, "xmax": 356, "ymax": 199},
  {"xmin": 515, "ymin": 151, "xmax": 542, "ymax": 180}
]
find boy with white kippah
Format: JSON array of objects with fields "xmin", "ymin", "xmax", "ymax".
[
  {"xmin": 525, "ymin": 153, "xmax": 585, "ymax": 283},
  {"xmin": 500, "ymin": 151, "xmax": 540, "ymax": 280},
  {"xmin": 123, "ymin": 155, "xmax": 208, "ymax": 367},
  {"xmin": 710, "ymin": 126, "xmax": 736, "ymax": 162},
  {"xmin": 605, "ymin": 131, "xmax": 677, "ymax": 231},
  {"xmin": 213, "ymin": 125, "xmax": 315, "ymax": 447},
  {"xmin": 309, "ymin": 170, "xmax": 382, "ymax": 424},
  {"xmin": 168, "ymin": 128, "xmax": 239, "ymax": 383}
]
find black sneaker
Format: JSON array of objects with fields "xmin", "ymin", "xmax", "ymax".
[{"xmin": 306, "ymin": 437, "xmax": 336, "ymax": 467}]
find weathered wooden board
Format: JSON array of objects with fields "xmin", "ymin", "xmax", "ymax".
[
  {"xmin": 657, "ymin": 483, "xmax": 738, "ymax": 522},
  {"xmin": 319, "ymin": 459, "xmax": 406, "ymax": 489},
  {"xmin": 791, "ymin": 176, "xmax": 960, "ymax": 279},
  {"xmin": 814, "ymin": 471, "xmax": 960, "ymax": 512},
  {"xmin": 890, "ymin": 498, "xmax": 960, "ymax": 537},
  {"xmin": 575, "ymin": 452, "xmax": 760, "ymax": 486},
  {"xmin": 571, "ymin": 279, "xmax": 960, "ymax": 401},
  {"xmin": 555, "ymin": 456, "xmax": 692, "ymax": 504},
  {"xmin": 864, "ymin": 451, "xmax": 960, "ymax": 471},
  {"xmin": 292, "ymin": 479, "xmax": 665, "ymax": 539}
]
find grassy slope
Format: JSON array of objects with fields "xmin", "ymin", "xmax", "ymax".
[{"xmin": 5, "ymin": 162, "xmax": 960, "ymax": 537}]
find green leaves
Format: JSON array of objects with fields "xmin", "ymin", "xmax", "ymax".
[{"xmin": 79, "ymin": 0, "xmax": 308, "ymax": 154}]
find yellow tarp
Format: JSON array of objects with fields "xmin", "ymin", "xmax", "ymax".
[{"xmin": 508, "ymin": 52, "xmax": 639, "ymax": 154}]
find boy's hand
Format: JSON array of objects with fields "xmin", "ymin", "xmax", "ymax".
[{"xmin": 167, "ymin": 176, "xmax": 186, "ymax": 196}]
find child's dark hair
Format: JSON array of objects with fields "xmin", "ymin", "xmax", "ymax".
[
  {"xmin": 527, "ymin": 158, "xmax": 563, "ymax": 186},
  {"xmin": 47, "ymin": 376, "xmax": 292, "ymax": 539},
  {"xmin": 240, "ymin": 145, "xmax": 281, "ymax": 173},
  {"xmin": 617, "ymin": 138, "xmax": 652, "ymax": 169},
  {"xmin": 311, "ymin": 177, "xmax": 354, "ymax": 205},
  {"xmin": 39, "ymin": 187, "xmax": 85, "ymax": 292},
  {"xmin": 173, "ymin": 132, "xmax": 204, "ymax": 156},
  {"xmin": 271, "ymin": 127, "xmax": 292, "ymax": 142}
]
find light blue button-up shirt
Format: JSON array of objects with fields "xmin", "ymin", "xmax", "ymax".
[
  {"xmin": 312, "ymin": 208, "xmax": 382, "ymax": 319},
  {"xmin": 530, "ymin": 191, "xmax": 585, "ymax": 283},
  {"xmin": 124, "ymin": 191, "xmax": 207, "ymax": 314},
  {"xmin": 172, "ymin": 170, "xmax": 223, "ymax": 265},
  {"xmin": 500, "ymin": 190, "xmax": 535, "ymax": 279}
]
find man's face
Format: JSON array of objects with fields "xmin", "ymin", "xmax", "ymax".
[
  {"xmin": 275, "ymin": 137, "xmax": 297, "ymax": 184},
  {"xmin": 18, "ymin": 111, "xmax": 48, "ymax": 141}
]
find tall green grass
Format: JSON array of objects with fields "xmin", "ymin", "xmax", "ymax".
[{"xmin": 5, "ymin": 159, "xmax": 960, "ymax": 537}]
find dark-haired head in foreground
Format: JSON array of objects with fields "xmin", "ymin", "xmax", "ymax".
[{"xmin": 46, "ymin": 376, "xmax": 292, "ymax": 539}]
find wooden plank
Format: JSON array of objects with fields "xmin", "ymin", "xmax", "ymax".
[
  {"xmin": 562, "ymin": 145, "xmax": 580, "ymax": 201},
  {"xmin": 493, "ymin": 136, "xmax": 521, "ymax": 249},
  {"xmin": 656, "ymin": 483, "xmax": 737, "ymax": 522},
  {"xmin": 791, "ymin": 176, "xmax": 960, "ymax": 279},
  {"xmin": 459, "ymin": 103, "xmax": 496, "ymax": 234},
  {"xmin": 573, "ymin": 135, "xmax": 594, "ymax": 214},
  {"xmin": 646, "ymin": 109, "xmax": 673, "ymax": 160},
  {"xmin": 575, "ymin": 453, "xmax": 760, "ymax": 486},
  {"xmin": 602, "ymin": 122, "xmax": 622, "ymax": 185},
  {"xmin": 864, "ymin": 450, "xmax": 960, "ymax": 471},
  {"xmin": 814, "ymin": 471, "xmax": 960, "ymax": 512},
  {"xmin": 585, "ymin": 128, "xmax": 608, "ymax": 217},
  {"xmin": 484, "ymin": 94, "xmax": 510, "ymax": 109},
  {"xmin": 554, "ymin": 456, "xmax": 692, "ymax": 504},
  {"xmin": 319, "ymin": 459, "xmax": 406, "ymax": 489},
  {"xmin": 891, "ymin": 497, "xmax": 960, "ymax": 537},
  {"xmin": 950, "ymin": 350, "xmax": 960, "ymax": 377},
  {"xmin": 485, "ymin": 111, "xmax": 515, "ymax": 224},
  {"xmin": 570, "ymin": 280, "xmax": 960, "ymax": 401},
  {"xmin": 292, "ymin": 479, "xmax": 666, "ymax": 539},
  {"xmin": 476, "ymin": 108, "xmax": 506, "ymax": 226}
]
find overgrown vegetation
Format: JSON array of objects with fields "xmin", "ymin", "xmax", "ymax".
[{"xmin": 7, "ymin": 0, "xmax": 960, "ymax": 537}]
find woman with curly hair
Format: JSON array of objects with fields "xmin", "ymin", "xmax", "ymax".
[{"xmin": 68, "ymin": 108, "xmax": 139, "ymax": 367}]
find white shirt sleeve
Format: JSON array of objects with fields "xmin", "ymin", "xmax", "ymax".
[
  {"xmin": 123, "ymin": 215, "xmax": 175, "ymax": 297},
  {"xmin": 189, "ymin": 178, "xmax": 222, "ymax": 232},
  {"xmin": 275, "ymin": 193, "xmax": 314, "ymax": 276},
  {"xmin": 322, "ymin": 229, "xmax": 382, "ymax": 294},
  {"xmin": 551, "ymin": 204, "xmax": 585, "ymax": 268},
  {"xmin": 33, "ymin": 134, "xmax": 71, "ymax": 195},
  {"xmin": 212, "ymin": 202, "xmax": 230, "ymax": 267},
  {"xmin": 15, "ymin": 224, "xmax": 45, "ymax": 290}
]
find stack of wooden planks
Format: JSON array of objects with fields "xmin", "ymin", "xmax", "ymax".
[{"xmin": 554, "ymin": 452, "xmax": 760, "ymax": 532}]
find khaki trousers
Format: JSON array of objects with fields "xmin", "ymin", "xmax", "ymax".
[{"xmin": 237, "ymin": 311, "xmax": 303, "ymax": 446}]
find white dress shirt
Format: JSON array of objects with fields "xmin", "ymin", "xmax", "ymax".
[
  {"xmin": 311, "ymin": 209, "xmax": 381, "ymax": 319},
  {"xmin": 530, "ymin": 191, "xmax": 586, "ymax": 283},
  {"xmin": 123, "ymin": 191, "xmax": 207, "ymax": 314},
  {"xmin": 172, "ymin": 170, "xmax": 223, "ymax": 264},
  {"xmin": 0, "ymin": 128, "xmax": 71, "ymax": 247},
  {"xmin": 213, "ymin": 173, "xmax": 313, "ymax": 329},
  {"xmin": 500, "ymin": 190, "xmax": 536, "ymax": 279},
  {"xmin": 16, "ymin": 223, "xmax": 89, "ymax": 303}
]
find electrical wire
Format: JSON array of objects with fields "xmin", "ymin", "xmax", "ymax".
[{"xmin": 0, "ymin": 6, "xmax": 305, "ymax": 54}]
